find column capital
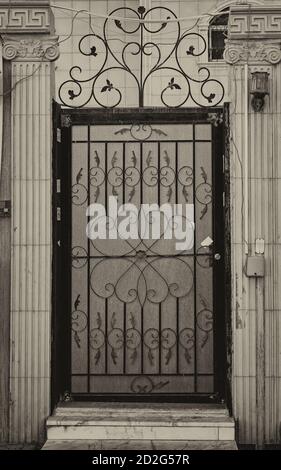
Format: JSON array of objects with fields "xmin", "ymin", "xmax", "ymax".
[
  {"xmin": 224, "ymin": 5, "xmax": 281, "ymax": 66},
  {"xmin": 2, "ymin": 35, "xmax": 59, "ymax": 61},
  {"xmin": 224, "ymin": 40, "xmax": 281, "ymax": 65}
]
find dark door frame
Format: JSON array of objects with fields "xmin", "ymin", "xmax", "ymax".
[{"xmin": 51, "ymin": 105, "xmax": 231, "ymax": 408}]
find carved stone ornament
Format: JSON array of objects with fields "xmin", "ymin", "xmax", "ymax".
[
  {"xmin": 224, "ymin": 41, "xmax": 281, "ymax": 65},
  {"xmin": 2, "ymin": 36, "xmax": 59, "ymax": 61},
  {"xmin": 0, "ymin": 6, "xmax": 50, "ymax": 33},
  {"xmin": 228, "ymin": 7, "xmax": 281, "ymax": 41}
]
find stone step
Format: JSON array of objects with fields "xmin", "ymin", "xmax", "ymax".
[
  {"xmin": 46, "ymin": 403, "xmax": 235, "ymax": 442},
  {"xmin": 42, "ymin": 439, "xmax": 238, "ymax": 450},
  {"xmin": 53, "ymin": 402, "xmax": 229, "ymax": 418}
]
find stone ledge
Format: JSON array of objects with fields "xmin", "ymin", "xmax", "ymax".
[{"xmin": 41, "ymin": 439, "xmax": 238, "ymax": 450}]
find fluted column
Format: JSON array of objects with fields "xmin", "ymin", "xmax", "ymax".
[
  {"xmin": 224, "ymin": 5, "xmax": 281, "ymax": 446},
  {"xmin": 2, "ymin": 32, "xmax": 59, "ymax": 443}
]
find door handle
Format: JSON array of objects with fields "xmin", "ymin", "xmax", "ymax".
[{"xmin": 214, "ymin": 253, "xmax": 221, "ymax": 261}]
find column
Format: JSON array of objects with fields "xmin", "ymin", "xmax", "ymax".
[
  {"xmin": 1, "ymin": 3, "xmax": 59, "ymax": 442},
  {"xmin": 224, "ymin": 5, "xmax": 281, "ymax": 446}
]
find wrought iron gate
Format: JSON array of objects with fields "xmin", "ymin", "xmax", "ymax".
[{"xmin": 56, "ymin": 108, "xmax": 226, "ymax": 401}]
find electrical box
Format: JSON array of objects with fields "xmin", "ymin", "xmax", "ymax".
[
  {"xmin": 246, "ymin": 256, "xmax": 265, "ymax": 277},
  {"xmin": 0, "ymin": 200, "xmax": 11, "ymax": 218}
]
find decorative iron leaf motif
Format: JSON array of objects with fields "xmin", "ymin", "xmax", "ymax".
[
  {"xmin": 71, "ymin": 294, "xmax": 87, "ymax": 349},
  {"xmin": 89, "ymin": 318, "xmax": 105, "ymax": 366},
  {"xmin": 146, "ymin": 151, "xmax": 152, "ymax": 167},
  {"xmin": 184, "ymin": 348, "xmax": 191, "ymax": 364},
  {"xmin": 96, "ymin": 312, "xmax": 102, "ymax": 329},
  {"xmin": 195, "ymin": 165, "xmax": 212, "ymax": 220},
  {"xmin": 200, "ymin": 166, "xmax": 207, "ymax": 183},
  {"xmin": 94, "ymin": 150, "xmax": 100, "ymax": 167},
  {"xmin": 114, "ymin": 127, "xmax": 131, "ymax": 136},
  {"xmin": 182, "ymin": 185, "xmax": 189, "ymax": 202},
  {"xmin": 200, "ymin": 204, "xmax": 208, "ymax": 220},
  {"xmin": 90, "ymin": 46, "xmax": 97, "ymax": 56},
  {"xmin": 131, "ymin": 150, "xmax": 137, "ymax": 167},
  {"xmin": 112, "ymin": 186, "xmax": 118, "ymax": 198},
  {"xmin": 168, "ymin": 77, "xmax": 181, "ymax": 90},
  {"xmin": 165, "ymin": 348, "xmax": 173, "ymax": 365},
  {"xmin": 68, "ymin": 89, "xmax": 76, "ymax": 100},
  {"xmin": 153, "ymin": 380, "xmax": 170, "ymax": 391},
  {"xmin": 186, "ymin": 45, "xmax": 195, "ymax": 55},
  {"xmin": 148, "ymin": 349, "xmax": 154, "ymax": 367},
  {"xmin": 163, "ymin": 150, "xmax": 170, "ymax": 167},
  {"xmin": 167, "ymin": 186, "xmax": 172, "ymax": 202},
  {"xmin": 114, "ymin": 124, "xmax": 167, "ymax": 141},
  {"xmin": 201, "ymin": 333, "xmax": 209, "ymax": 349},
  {"xmin": 111, "ymin": 348, "xmax": 118, "ymax": 365},
  {"xmin": 128, "ymin": 187, "xmax": 135, "ymax": 202},
  {"xmin": 199, "ymin": 294, "xmax": 208, "ymax": 309},
  {"xmin": 111, "ymin": 151, "xmax": 118, "ymax": 167},
  {"xmin": 101, "ymin": 79, "xmax": 114, "ymax": 93},
  {"xmin": 74, "ymin": 294, "xmax": 80, "ymax": 310},
  {"xmin": 114, "ymin": 19, "xmax": 122, "ymax": 30},
  {"xmin": 76, "ymin": 168, "xmax": 83, "ymax": 184},
  {"xmin": 138, "ymin": 6, "xmax": 146, "ymax": 15},
  {"xmin": 153, "ymin": 128, "xmax": 168, "ymax": 137},
  {"xmin": 110, "ymin": 312, "xmax": 117, "ymax": 329},
  {"xmin": 130, "ymin": 313, "xmax": 136, "ymax": 329},
  {"xmin": 94, "ymin": 186, "xmax": 100, "ymax": 202},
  {"xmin": 196, "ymin": 299, "xmax": 213, "ymax": 349},
  {"xmin": 207, "ymin": 93, "xmax": 216, "ymax": 103},
  {"xmin": 94, "ymin": 349, "xmax": 101, "ymax": 365},
  {"xmin": 74, "ymin": 331, "xmax": 81, "ymax": 348},
  {"xmin": 130, "ymin": 349, "xmax": 138, "ymax": 365}
]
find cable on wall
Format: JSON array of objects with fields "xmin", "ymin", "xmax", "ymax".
[{"xmin": 50, "ymin": 2, "xmax": 222, "ymax": 24}]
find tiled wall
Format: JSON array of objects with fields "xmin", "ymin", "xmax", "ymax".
[{"xmin": 53, "ymin": 0, "xmax": 231, "ymax": 108}]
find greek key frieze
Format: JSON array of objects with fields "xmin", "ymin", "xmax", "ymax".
[{"xmin": 0, "ymin": 8, "xmax": 50, "ymax": 32}]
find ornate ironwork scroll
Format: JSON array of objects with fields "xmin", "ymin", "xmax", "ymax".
[
  {"xmin": 59, "ymin": 6, "xmax": 225, "ymax": 108},
  {"xmin": 70, "ymin": 121, "xmax": 215, "ymax": 395}
]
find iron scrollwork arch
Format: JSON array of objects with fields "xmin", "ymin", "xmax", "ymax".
[{"xmin": 59, "ymin": 6, "xmax": 225, "ymax": 108}]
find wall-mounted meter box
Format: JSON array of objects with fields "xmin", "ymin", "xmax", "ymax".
[{"xmin": 246, "ymin": 256, "xmax": 265, "ymax": 277}]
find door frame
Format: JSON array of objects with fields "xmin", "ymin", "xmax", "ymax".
[{"xmin": 51, "ymin": 105, "xmax": 231, "ymax": 407}]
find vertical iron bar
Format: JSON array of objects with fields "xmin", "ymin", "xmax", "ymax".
[
  {"xmin": 87, "ymin": 125, "xmax": 90, "ymax": 393},
  {"xmin": 158, "ymin": 141, "xmax": 161, "ymax": 374},
  {"xmin": 105, "ymin": 142, "xmax": 108, "ymax": 375},
  {"xmin": 193, "ymin": 124, "xmax": 197, "ymax": 393},
  {"xmin": 140, "ymin": 141, "xmax": 144, "ymax": 374},
  {"xmin": 123, "ymin": 142, "xmax": 126, "ymax": 374},
  {"xmin": 139, "ymin": 13, "xmax": 144, "ymax": 107},
  {"xmin": 175, "ymin": 141, "xmax": 179, "ymax": 375}
]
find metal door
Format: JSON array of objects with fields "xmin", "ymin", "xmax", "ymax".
[{"xmin": 58, "ymin": 108, "xmax": 226, "ymax": 401}]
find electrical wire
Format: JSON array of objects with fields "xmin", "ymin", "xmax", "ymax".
[
  {"xmin": 0, "ymin": 1, "xmax": 250, "ymax": 255},
  {"xmin": 0, "ymin": 6, "xmax": 86, "ymax": 98},
  {"xmin": 50, "ymin": 2, "xmax": 217, "ymax": 23},
  {"xmin": 0, "ymin": 4, "xmax": 223, "ymax": 108}
]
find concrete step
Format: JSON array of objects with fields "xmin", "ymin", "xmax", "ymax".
[
  {"xmin": 46, "ymin": 403, "xmax": 235, "ymax": 442},
  {"xmin": 54, "ymin": 402, "xmax": 229, "ymax": 418},
  {"xmin": 42, "ymin": 439, "xmax": 238, "ymax": 450}
]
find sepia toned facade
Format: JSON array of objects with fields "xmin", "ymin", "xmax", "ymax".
[{"xmin": 0, "ymin": 0, "xmax": 281, "ymax": 449}]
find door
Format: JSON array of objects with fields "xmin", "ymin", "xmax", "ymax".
[{"xmin": 58, "ymin": 108, "xmax": 226, "ymax": 401}]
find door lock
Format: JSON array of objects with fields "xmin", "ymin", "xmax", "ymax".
[{"xmin": 214, "ymin": 253, "xmax": 221, "ymax": 261}]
